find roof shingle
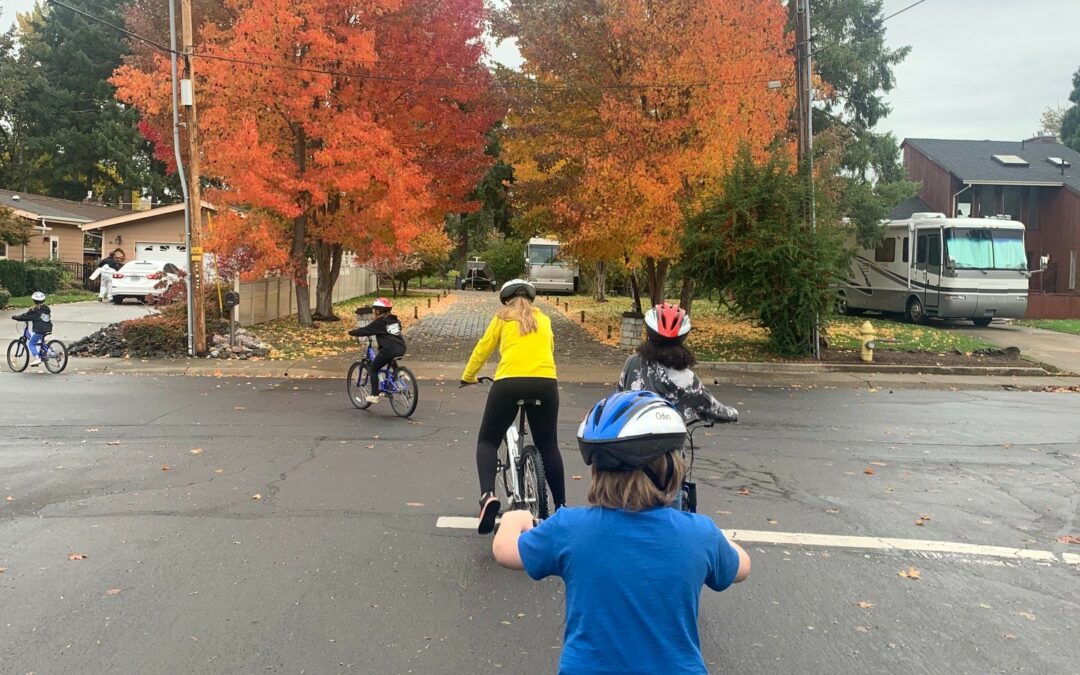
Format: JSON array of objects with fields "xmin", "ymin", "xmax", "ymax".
[
  {"xmin": 0, "ymin": 188, "xmax": 128, "ymax": 222},
  {"xmin": 903, "ymin": 138, "xmax": 1080, "ymax": 193}
]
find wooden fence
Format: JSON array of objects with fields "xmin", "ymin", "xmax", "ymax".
[{"xmin": 235, "ymin": 265, "xmax": 377, "ymax": 326}]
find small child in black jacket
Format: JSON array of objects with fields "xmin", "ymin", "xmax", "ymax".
[
  {"xmin": 11, "ymin": 291, "xmax": 53, "ymax": 367},
  {"xmin": 348, "ymin": 297, "xmax": 406, "ymax": 404}
]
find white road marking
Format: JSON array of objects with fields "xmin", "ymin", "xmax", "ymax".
[{"xmin": 435, "ymin": 517, "xmax": 1080, "ymax": 566}]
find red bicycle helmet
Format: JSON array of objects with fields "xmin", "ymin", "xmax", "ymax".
[
  {"xmin": 644, "ymin": 303, "xmax": 691, "ymax": 344},
  {"xmin": 372, "ymin": 297, "xmax": 393, "ymax": 309}
]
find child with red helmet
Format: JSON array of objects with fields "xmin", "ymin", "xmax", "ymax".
[
  {"xmin": 348, "ymin": 297, "xmax": 406, "ymax": 404},
  {"xmin": 618, "ymin": 303, "xmax": 738, "ymax": 424}
]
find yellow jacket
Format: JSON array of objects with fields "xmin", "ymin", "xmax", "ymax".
[{"xmin": 462, "ymin": 309, "xmax": 557, "ymax": 381}]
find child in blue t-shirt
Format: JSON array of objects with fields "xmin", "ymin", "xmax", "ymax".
[{"xmin": 493, "ymin": 391, "xmax": 750, "ymax": 674}]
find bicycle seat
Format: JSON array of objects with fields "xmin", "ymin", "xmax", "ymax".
[{"xmin": 516, "ymin": 399, "xmax": 542, "ymax": 407}]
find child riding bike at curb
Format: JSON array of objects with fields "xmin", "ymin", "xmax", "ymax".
[
  {"xmin": 348, "ymin": 297, "xmax": 405, "ymax": 404},
  {"xmin": 460, "ymin": 279, "xmax": 567, "ymax": 535},
  {"xmin": 492, "ymin": 391, "xmax": 751, "ymax": 674},
  {"xmin": 11, "ymin": 291, "xmax": 53, "ymax": 367}
]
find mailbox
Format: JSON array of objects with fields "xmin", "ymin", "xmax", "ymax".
[{"xmin": 223, "ymin": 291, "xmax": 240, "ymax": 309}]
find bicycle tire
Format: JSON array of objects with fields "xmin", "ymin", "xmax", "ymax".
[
  {"xmin": 346, "ymin": 360, "xmax": 372, "ymax": 410},
  {"xmin": 43, "ymin": 340, "xmax": 68, "ymax": 374},
  {"xmin": 6, "ymin": 339, "xmax": 28, "ymax": 373},
  {"xmin": 520, "ymin": 444, "xmax": 550, "ymax": 520},
  {"xmin": 495, "ymin": 439, "xmax": 514, "ymax": 508},
  {"xmin": 388, "ymin": 365, "xmax": 418, "ymax": 418}
]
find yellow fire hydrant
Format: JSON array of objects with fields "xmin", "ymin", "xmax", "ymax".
[{"xmin": 860, "ymin": 321, "xmax": 877, "ymax": 363}]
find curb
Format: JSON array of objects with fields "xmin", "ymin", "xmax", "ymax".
[{"xmin": 695, "ymin": 361, "xmax": 1053, "ymax": 377}]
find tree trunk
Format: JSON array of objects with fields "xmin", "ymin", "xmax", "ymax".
[
  {"xmin": 643, "ymin": 257, "xmax": 669, "ymax": 306},
  {"xmin": 679, "ymin": 276, "xmax": 695, "ymax": 314},
  {"xmin": 400, "ymin": 276, "xmax": 410, "ymax": 296},
  {"xmin": 593, "ymin": 260, "xmax": 608, "ymax": 302},
  {"xmin": 313, "ymin": 240, "xmax": 343, "ymax": 320},
  {"xmin": 292, "ymin": 127, "xmax": 313, "ymax": 328}
]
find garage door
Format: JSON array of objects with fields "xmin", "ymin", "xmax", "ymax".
[{"xmin": 135, "ymin": 242, "xmax": 188, "ymax": 270}]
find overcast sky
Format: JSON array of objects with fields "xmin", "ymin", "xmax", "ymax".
[{"xmin": 4, "ymin": 0, "xmax": 1080, "ymax": 143}]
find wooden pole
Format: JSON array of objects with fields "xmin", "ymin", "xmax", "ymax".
[{"xmin": 180, "ymin": 0, "xmax": 207, "ymax": 355}]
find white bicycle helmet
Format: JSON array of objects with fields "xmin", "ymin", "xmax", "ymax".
[
  {"xmin": 31, "ymin": 291, "xmax": 46, "ymax": 302},
  {"xmin": 499, "ymin": 279, "xmax": 536, "ymax": 305}
]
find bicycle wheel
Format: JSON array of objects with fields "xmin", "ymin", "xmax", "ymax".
[
  {"xmin": 388, "ymin": 366, "xmax": 418, "ymax": 418},
  {"xmin": 43, "ymin": 340, "xmax": 68, "ymax": 374},
  {"xmin": 6, "ymin": 340, "xmax": 28, "ymax": 373},
  {"xmin": 495, "ymin": 440, "xmax": 514, "ymax": 508},
  {"xmin": 346, "ymin": 360, "xmax": 372, "ymax": 410},
  {"xmin": 520, "ymin": 445, "xmax": 550, "ymax": 521}
]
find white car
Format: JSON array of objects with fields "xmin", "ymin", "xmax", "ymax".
[{"xmin": 109, "ymin": 260, "xmax": 183, "ymax": 304}]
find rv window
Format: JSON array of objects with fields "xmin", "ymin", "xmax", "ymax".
[
  {"xmin": 916, "ymin": 236, "xmax": 927, "ymax": 264},
  {"xmin": 874, "ymin": 237, "xmax": 896, "ymax": 263},
  {"xmin": 902, "ymin": 237, "xmax": 909, "ymax": 263},
  {"xmin": 928, "ymin": 236, "xmax": 941, "ymax": 267}
]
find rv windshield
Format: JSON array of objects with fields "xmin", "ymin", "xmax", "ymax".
[
  {"xmin": 528, "ymin": 244, "xmax": 560, "ymax": 265},
  {"xmin": 944, "ymin": 228, "xmax": 1026, "ymax": 270}
]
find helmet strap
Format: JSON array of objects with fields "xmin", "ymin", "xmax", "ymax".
[{"xmin": 641, "ymin": 453, "xmax": 674, "ymax": 493}]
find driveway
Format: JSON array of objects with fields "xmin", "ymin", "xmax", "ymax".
[
  {"xmin": 963, "ymin": 322, "xmax": 1080, "ymax": 374},
  {"xmin": 1, "ymin": 300, "xmax": 155, "ymax": 344}
]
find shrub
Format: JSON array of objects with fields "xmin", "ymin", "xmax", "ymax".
[
  {"xmin": 24, "ymin": 265, "xmax": 62, "ymax": 294},
  {"xmin": 0, "ymin": 285, "xmax": 10, "ymax": 309},
  {"xmin": 121, "ymin": 313, "xmax": 189, "ymax": 357},
  {"xmin": 0, "ymin": 260, "xmax": 28, "ymax": 296},
  {"xmin": 479, "ymin": 237, "xmax": 526, "ymax": 286}
]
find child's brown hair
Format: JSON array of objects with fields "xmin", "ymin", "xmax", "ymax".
[{"xmin": 586, "ymin": 451, "xmax": 684, "ymax": 511}]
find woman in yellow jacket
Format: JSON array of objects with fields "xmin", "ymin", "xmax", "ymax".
[{"xmin": 461, "ymin": 279, "xmax": 566, "ymax": 534}]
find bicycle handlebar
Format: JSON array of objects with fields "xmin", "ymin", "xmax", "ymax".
[{"xmin": 458, "ymin": 376, "xmax": 494, "ymax": 388}]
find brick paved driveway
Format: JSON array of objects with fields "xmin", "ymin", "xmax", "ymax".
[{"xmin": 406, "ymin": 291, "xmax": 628, "ymax": 367}]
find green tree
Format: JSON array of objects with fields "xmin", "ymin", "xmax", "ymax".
[
  {"xmin": 0, "ymin": 18, "xmax": 31, "ymax": 190},
  {"xmin": 13, "ymin": 1, "xmax": 168, "ymax": 203},
  {"xmin": 478, "ymin": 237, "xmax": 526, "ymax": 288},
  {"xmin": 680, "ymin": 148, "xmax": 848, "ymax": 357},
  {"xmin": 446, "ymin": 130, "xmax": 516, "ymax": 266},
  {"xmin": 1060, "ymin": 68, "xmax": 1080, "ymax": 153},
  {"xmin": 0, "ymin": 205, "xmax": 31, "ymax": 247}
]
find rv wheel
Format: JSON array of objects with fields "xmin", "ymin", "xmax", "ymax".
[
  {"xmin": 905, "ymin": 297, "xmax": 926, "ymax": 325},
  {"xmin": 835, "ymin": 292, "xmax": 860, "ymax": 316},
  {"xmin": 972, "ymin": 317, "xmax": 993, "ymax": 327}
]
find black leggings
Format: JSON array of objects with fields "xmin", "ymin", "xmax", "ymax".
[
  {"xmin": 369, "ymin": 350, "xmax": 401, "ymax": 392},
  {"xmin": 476, "ymin": 377, "xmax": 566, "ymax": 507}
]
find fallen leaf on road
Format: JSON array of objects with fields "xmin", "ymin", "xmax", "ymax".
[
  {"xmin": 715, "ymin": 510, "xmax": 733, "ymax": 516},
  {"xmin": 825, "ymin": 507, "xmax": 840, "ymax": 513},
  {"xmin": 214, "ymin": 469, "xmax": 224, "ymax": 474},
  {"xmin": 161, "ymin": 465, "xmax": 171, "ymax": 471},
  {"xmin": 1003, "ymin": 443, "xmax": 1013, "ymax": 449},
  {"xmin": 213, "ymin": 369, "xmax": 222, "ymax": 377},
  {"xmin": 1015, "ymin": 611, "xmax": 1036, "ymax": 621},
  {"xmin": 251, "ymin": 493, "xmax": 262, "ymax": 500},
  {"xmin": 406, "ymin": 502, "xmax": 424, "ymax": 507},
  {"xmin": 899, "ymin": 567, "xmax": 921, "ymax": 580},
  {"xmin": 738, "ymin": 487, "xmax": 752, "ymax": 496},
  {"xmin": 915, "ymin": 514, "xmax": 931, "ymax": 526},
  {"xmin": 1056, "ymin": 535, "xmax": 1080, "ymax": 545},
  {"xmin": 108, "ymin": 441, "xmax": 122, "ymax": 446},
  {"xmin": 571, "ymin": 475, "xmax": 582, "ymax": 480},
  {"xmin": 500, "ymin": 620, "xmax": 511, "ymax": 625},
  {"xmin": 0, "ymin": 567, "xmax": 6, "ymax": 573},
  {"xmin": 86, "ymin": 428, "xmax": 99, "ymax": 432},
  {"xmin": 856, "ymin": 601, "xmax": 874, "ymax": 609},
  {"xmin": 863, "ymin": 467, "xmax": 876, "ymax": 475},
  {"xmin": 234, "ymin": 406, "xmax": 246, "ymax": 411},
  {"xmin": 855, "ymin": 626, "xmax": 870, "ymax": 633},
  {"xmin": 190, "ymin": 448, "xmax": 204, "ymax": 455},
  {"xmin": 5, "ymin": 496, "xmax": 12, "ymax": 502},
  {"xmin": 68, "ymin": 553, "xmax": 88, "ymax": 561},
  {"xmin": 870, "ymin": 461, "xmax": 887, "ymax": 466},
  {"xmin": 1003, "ymin": 634, "xmax": 1017, "ymax": 640},
  {"xmin": 106, "ymin": 588, "xmax": 122, "ymax": 595},
  {"xmin": 365, "ymin": 444, "xmax": 375, "ymax": 449},
  {"xmin": 767, "ymin": 518, "xmax": 779, "ymax": 526}
]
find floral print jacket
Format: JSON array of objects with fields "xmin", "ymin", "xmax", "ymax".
[{"xmin": 617, "ymin": 354, "xmax": 739, "ymax": 424}]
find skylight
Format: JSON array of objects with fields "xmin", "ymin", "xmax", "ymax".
[
  {"xmin": 1047, "ymin": 156, "xmax": 1072, "ymax": 168},
  {"xmin": 992, "ymin": 154, "xmax": 1029, "ymax": 167}
]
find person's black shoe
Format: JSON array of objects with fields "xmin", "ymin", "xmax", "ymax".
[{"xmin": 478, "ymin": 493, "xmax": 501, "ymax": 535}]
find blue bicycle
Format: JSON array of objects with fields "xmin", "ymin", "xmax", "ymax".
[
  {"xmin": 346, "ymin": 337, "xmax": 418, "ymax": 417},
  {"xmin": 7, "ymin": 321, "xmax": 68, "ymax": 374}
]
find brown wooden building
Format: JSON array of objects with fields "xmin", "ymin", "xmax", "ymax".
[
  {"xmin": 0, "ymin": 189, "xmax": 125, "ymax": 267},
  {"xmin": 901, "ymin": 137, "xmax": 1080, "ymax": 317}
]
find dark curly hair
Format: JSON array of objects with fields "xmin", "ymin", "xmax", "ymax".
[{"xmin": 637, "ymin": 340, "xmax": 697, "ymax": 370}]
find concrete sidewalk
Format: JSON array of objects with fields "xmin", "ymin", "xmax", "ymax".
[
  {"xmin": 960, "ymin": 322, "xmax": 1080, "ymax": 374},
  {"xmin": 55, "ymin": 355, "xmax": 1080, "ymax": 391}
]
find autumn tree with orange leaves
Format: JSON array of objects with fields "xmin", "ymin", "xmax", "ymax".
[
  {"xmin": 114, "ymin": 0, "xmax": 499, "ymax": 326},
  {"xmin": 493, "ymin": 0, "xmax": 794, "ymax": 309}
]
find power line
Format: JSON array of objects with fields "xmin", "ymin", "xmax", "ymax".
[{"xmin": 45, "ymin": 0, "xmax": 172, "ymax": 53}]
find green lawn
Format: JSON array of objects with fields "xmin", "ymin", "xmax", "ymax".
[
  {"xmin": 1018, "ymin": 319, "xmax": 1080, "ymax": 336},
  {"xmin": 6, "ymin": 291, "xmax": 98, "ymax": 308}
]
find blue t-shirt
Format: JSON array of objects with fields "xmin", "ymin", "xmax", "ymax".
[{"xmin": 518, "ymin": 505, "xmax": 742, "ymax": 675}]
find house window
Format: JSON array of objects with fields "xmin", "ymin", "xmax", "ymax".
[
  {"xmin": 977, "ymin": 186, "xmax": 997, "ymax": 218},
  {"xmin": 874, "ymin": 237, "xmax": 896, "ymax": 263},
  {"xmin": 956, "ymin": 192, "xmax": 972, "ymax": 217},
  {"xmin": 1002, "ymin": 187, "xmax": 1023, "ymax": 221},
  {"xmin": 1026, "ymin": 187, "xmax": 1039, "ymax": 230},
  {"xmin": 902, "ymin": 236, "xmax": 910, "ymax": 263},
  {"xmin": 50, "ymin": 236, "xmax": 60, "ymax": 261},
  {"xmin": 1071, "ymin": 251, "xmax": 1078, "ymax": 291}
]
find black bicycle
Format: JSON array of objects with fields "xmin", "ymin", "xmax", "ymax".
[
  {"xmin": 462, "ymin": 376, "xmax": 550, "ymax": 522},
  {"xmin": 679, "ymin": 420, "xmax": 714, "ymax": 513},
  {"xmin": 7, "ymin": 322, "xmax": 68, "ymax": 374}
]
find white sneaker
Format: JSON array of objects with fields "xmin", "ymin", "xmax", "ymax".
[
  {"xmin": 28, "ymin": 358, "xmax": 41, "ymax": 367},
  {"xmin": 365, "ymin": 395, "xmax": 381, "ymax": 404}
]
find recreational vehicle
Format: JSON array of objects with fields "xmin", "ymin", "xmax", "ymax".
[
  {"xmin": 524, "ymin": 237, "xmax": 579, "ymax": 293},
  {"xmin": 836, "ymin": 213, "xmax": 1034, "ymax": 326}
]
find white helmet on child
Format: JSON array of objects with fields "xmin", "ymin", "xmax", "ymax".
[{"xmin": 31, "ymin": 291, "xmax": 46, "ymax": 302}]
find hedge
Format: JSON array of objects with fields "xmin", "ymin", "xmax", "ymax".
[
  {"xmin": 0, "ymin": 259, "xmax": 63, "ymax": 296},
  {"xmin": 0, "ymin": 285, "xmax": 10, "ymax": 309},
  {"xmin": 0, "ymin": 260, "xmax": 27, "ymax": 296}
]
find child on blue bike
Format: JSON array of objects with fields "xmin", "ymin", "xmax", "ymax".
[
  {"xmin": 493, "ymin": 391, "xmax": 750, "ymax": 674},
  {"xmin": 11, "ymin": 291, "xmax": 53, "ymax": 367},
  {"xmin": 348, "ymin": 297, "xmax": 405, "ymax": 404}
]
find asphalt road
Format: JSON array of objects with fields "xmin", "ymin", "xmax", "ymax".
[
  {"xmin": 1, "ymin": 373, "xmax": 1078, "ymax": 674},
  {"xmin": 1, "ymin": 300, "xmax": 153, "ymax": 344}
]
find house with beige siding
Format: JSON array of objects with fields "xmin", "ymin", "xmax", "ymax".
[
  {"xmin": 0, "ymin": 189, "xmax": 125, "ymax": 266},
  {"xmin": 81, "ymin": 202, "xmax": 215, "ymax": 270}
]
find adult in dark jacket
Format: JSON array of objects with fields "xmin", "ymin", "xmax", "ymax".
[
  {"xmin": 11, "ymin": 291, "xmax": 53, "ymax": 366},
  {"xmin": 348, "ymin": 297, "xmax": 406, "ymax": 404},
  {"xmin": 90, "ymin": 248, "xmax": 126, "ymax": 301}
]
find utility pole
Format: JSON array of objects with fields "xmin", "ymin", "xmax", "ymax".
[
  {"xmin": 180, "ymin": 0, "xmax": 207, "ymax": 356},
  {"xmin": 794, "ymin": 0, "xmax": 820, "ymax": 359}
]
